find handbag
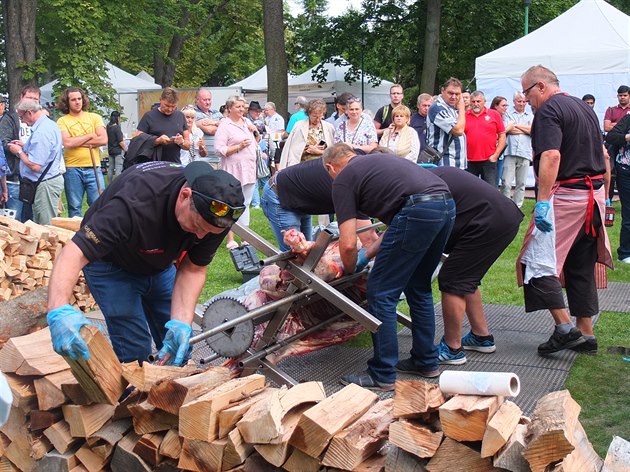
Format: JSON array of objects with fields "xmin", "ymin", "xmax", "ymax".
[
  {"xmin": 418, "ymin": 135, "xmax": 454, "ymax": 165},
  {"xmin": 19, "ymin": 160, "xmax": 54, "ymax": 204},
  {"xmin": 256, "ymin": 147, "xmax": 270, "ymax": 179}
]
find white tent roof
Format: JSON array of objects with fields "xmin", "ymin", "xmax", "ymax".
[
  {"xmin": 232, "ymin": 66, "xmax": 271, "ymax": 91},
  {"xmin": 476, "ymin": 0, "xmax": 630, "ymax": 78},
  {"xmin": 136, "ymin": 70, "xmax": 156, "ymax": 84},
  {"xmin": 288, "ymin": 58, "xmax": 392, "ymax": 89}
]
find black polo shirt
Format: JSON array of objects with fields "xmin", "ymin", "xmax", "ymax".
[
  {"xmin": 332, "ymin": 154, "xmax": 449, "ymax": 225},
  {"xmin": 72, "ymin": 161, "xmax": 226, "ymax": 275},
  {"xmin": 277, "ymin": 158, "xmax": 336, "ymax": 214},
  {"xmin": 137, "ymin": 108, "xmax": 188, "ymax": 164}
]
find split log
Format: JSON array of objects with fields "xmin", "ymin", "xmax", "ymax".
[
  {"xmin": 43, "ymin": 421, "xmax": 82, "ymax": 454},
  {"xmin": 426, "ymin": 437, "xmax": 504, "ymax": 471},
  {"xmin": 439, "ymin": 394, "xmax": 504, "ymax": 442},
  {"xmin": 34, "ymin": 369, "xmax": 75, "ymax": 410},
  {"xmin": 218, "ymin": 388, "xmax": 276, "ymax": 439},
  {"xmin": 5, "ymin": 431, "xmax": 52, "ymax": 471},
  {"xmin": 51, "ymin": 217, "xmax": 82, "ymax": 232},
  {"xmin": 0, "ymin": 457, "xmax": 19, "ymax": 472},
  {"xmin": 179, "ymin": 374, "xmax": 265, "ymax": 441},
  {"xmin": 222, "ymin": 427, "xmax": 254, "ymax": 470},
  {"xmin": 87, "ymin": 418, "xmax": 133, "ymax": 448},
  {"xmin": 121, "ymin": 361, "xmax": 198, "ymax": 392},
  {"xmin": 388, "ymin": 419, "xmax": 443, "ymax": 459},
  {"xmin": 0, "ymin": 406, "xmax": 28, "ymax": 442},
  {"xmin": 133, "ymin": 432, "xmax": 165, "ymax": 467},
  {"xmin": 327, "ymin": 453, "xmax": 387, "ymax": 472},
  {"xmin": 69, "ymin": 465, "xmax": 88, "ymax": 472},
  {"xmin": 33, "ymin": 446, "xmax": 81, "ymax": 472},
  {"xmin": 61, "ymin": 378, "xmax": 93, "ymax": 406},
  {"xmin": 223, "ymin": 451, "xmax": 283, "ymax": 472},
  {"xmin": 481, "ymin": 400, "xmax": 523, "ymax": 458},
  {"xmin": 384, "ymin": 444, "xmax": 428, "ymax": 472},
  {"xmin": 127, "ymin": 400, "xmax": 179, "ymax": 434},
  {"xmin": 147, "ymin": 366, "xmax": 230, "ymax": 415},
  {"xmin": 62, "ymin": 403, "xmax": 116, "ymax": 438},
  {"xmin": 522, "ymin": 390, "xmax": 581, "ymax": 472},
  {"xmin": 0, "ymin": 327, "xmax": 68, "ymax": 376},
  {"xmin": 321, "ymin": 398, "xmax": 394, "ymax": 470},
  {"xmin": 0, "ymin": 287, "xmax": 48, "ymax": 346},
  {"xmin": 236, "ymin": 388, "xmax": 283, "ymax": 444},
  {"xmin": 75, "ymin": 442, "xmax": 110, "ymax": 472},
  {"xmin": 394, "ymin": 380, "xmax": 446, "ymax": 418},
  {"xmin": 559, "ymin": 421, "xmax": 602, "ymax": 471},
  {"xmin": 63, "ymin": 325, "xmax": 127, "ymax": 405},
  {"xmin": 5, "ymin": 373, "xmax": 38, "ymax": 412},
  {"xmin": 603, "ymin": 435, "xmax": 630, "ymax": 472},
  {"xmin": 110, "ymin": 431, "xmax": 152, "ymax": 472},
  {"xmin": 492, "ymin": 423, "xmax": 530, "ymax": 471},
  {"xmin": 30, "ymin": 409, "xmax": 64, "ymax": 432},
  {"xmin": 113, "ymin": 388, "xmax": 145, "ymax": 420},
  {"xmin": 282, "ymin": 447, "xmax": 321, "ymax": 472},
  {"xmin": 158, "ymin": 429, "xmax": 182, "ymax": 460},
  {"xmin": 279, "ymin": 381, "xmax": 326, "ymax": 413},
  {"xmin": 253, "ymin": 404, "xmax": 311, "ymax": 467},
  {"xmin": 178, "ymin": 437, "xmax": 226, "ymax": 472},
  {"xmin": 289, "ymin": 383, "xmax": 378, "ymax": 457}
]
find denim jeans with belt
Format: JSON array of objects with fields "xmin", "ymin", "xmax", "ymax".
[
  {"xmin": 617, "ymin": 162, "xmax": 630, "ymax": 260},
  {"xmin": 64, "ymin": 166, "xmax": 105, "ymax": 217},
  {"xmin": 83, "ymin": 262, "xmax": 176, "ymax": 363},
  {"xmin": 366, "ymin": 195, "xmax": 455, "ymax": 384},
  {"xmin": 5, "ymin": 181, "xmax": 23, "ymax": 221},
  {"xmin": 261, "ymin": 181, "xmax": 312, "ymax": 251}
]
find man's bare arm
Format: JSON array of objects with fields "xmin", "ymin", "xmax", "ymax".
[{"xmin": 47, "ymin": 240, "xmax": 90, "ymax": 311}]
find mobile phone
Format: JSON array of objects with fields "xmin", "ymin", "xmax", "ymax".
[{"xmin": 318, "ymin": 140, "xmax": 327, "ymax": 147}]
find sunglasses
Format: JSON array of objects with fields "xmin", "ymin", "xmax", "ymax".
[{"xmin": 192, "ymin": 191, "xmax": 246, "ymax": 220}]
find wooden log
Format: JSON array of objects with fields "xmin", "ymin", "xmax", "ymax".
[
  {"xmin": 222, "ymin": 427, "xmax": 254, "ymax": 470},
  {"xmin": 394, "ymin": 380, "xmax": 446, "ymax": 418},
  {"xmin": 5, "ymin": 373, "xmax": 38, "ymax": 412},
  {"xmin": 179, "ymin": 374, "xmax": 266, "ymax": 442},
  {"xmin": 388, "ymin": 419, "xmax": 443, "ymax": 460},
  {"xmin": 23, "ymin": 220, "xmax": 50, "ymax": 240},
  {"xmin": 63, "ymin": 325, "xmax": 127, "ymax": 405},
  {"xmin": 178, "ymin": 437, "xmax": 226, "ymax": 472},
  {"xmin": 253, "ymin": 404, "xmax": 310, "ymax": 467},
  {"xmin": 88, "ymin": 418, "xmax": 133, "ymax": 448},
  {"xmin": 43, "ymin": 421, "xmax": 82, "ymax": 454},
  {"xmin": 0, "ymin": 406, "xmax": 28, "ymax": 442},
  {"xmin": 282, "ymin": 447, "xmax": 321, "ymax": 472},
  {"xmin": 158, "ymin": 429, "xmax": 182, "ymax": 460},
  {"xmin": 559, "ymin": 421, "xmax": 602, "ymax": 471},
  {"xmin": 62, "ymin": 403, "xmax": 116, "ymax": 438},
  {"xmin": 384, "ymin": 443, "xmax": 428, "ymax": 472},
  {"xmin": 0, "ymin": 431, "xmax": 9, "ymax": 456},
  {"xmin": 492, "ymin": 423, "xmax": 530, "ymax": 472},
  {"xmin": 110, "ymin": 431, "xmax": 152, "ymax": 472},
  {"xmin": 75, "ymin": 443, "xmax": 110, "ymax": 472},
  {"xmin": 289, "ymin": 383, "xmax": 378, "ymax": 458},
  {"xmin": 147, "ymin": 366, "xmax": 230, "ymax": 415},
  {"xmin": 128, "ymin": 400, "xmax": 179, "ymax": 434},
  {"xmin": 0, "ymin": 327, "xmax": 68, "ymax": 376},
  {"xmin": 5, "ymin": 431, "xmax": 52, "ymax": 471},
  {"xmin": 439, "ymin": 394, "xmax": 504, "ymax": 442},
  {"xmin": 51, "ymin": 217, "xmax": 82, "ymax": 232},
  {"xmin": 218, "ymin": 388, "xmax": 276, "ymax": 439},
  {"xmin": 33, "ymin": 446, "xmax": 81, "ymax": 472},
  {"xmin": 113, "ymin": 388, "xmax": 145, "ymax": 420},
  {"xmin": 321, "ymin": 398, "xmax": 393, "ymax": 470},
  {"xmin": 29, "ymin": 409, "xmax": 64, "ymax": 432},
  {"xmin": 89, "ymin": 441, "xmax": 114, "ymax": 461},
  {"xmin": 223, "ymin": 451, "xmax": 283, "ymax": 472},
  {"xmin": 327, "ymin": 453, "xmax": 387, "ymax": 472},
  {"xmin": 522, "ymin": 390, "xmax": 581, "ymax": 472},
  {"xmin": 0, "ymin": 216, "xmax": 28, "ymax": 233},
  {"xmin": 426, "ymin": 437, "xmax": 504, "ymax": 472},
  {"xmin": 0, "ymin": 286, "xmax": 49, "ymax": 346},
  {"xmin": 603, "ymin": 435, "xmax": 630, "ymax": 472},
  {"xmin": 133, "ymin": 432, "xmax": 165, "ymax": 467},
  {"xmin": 0, "ymin": 457, "xmax": 19, "ymax": 472},
  {"xmin": 69, "ymin": 465, "xmax": 89, "ymax": 472},
  {"xmin": 19, "ymin": 233, "xmax": 39, "ymax": 255},
  {"xmin": 236, "ymin": 388, "xmax": 283, "ymax": 444},
  {"xmin": 34, "ymin": 369, "xmax": 75, "ymax": 410},
  {"xmin": 61, "ymin": 378, "xmax": 93, "ymax": 406},
  {"xmin": 481, "ymin": 400, "xmax": 523, "ymax": 458},
  {"xmin": 121, "ymin": 361, "xmax": 198, "ymax": 392}
]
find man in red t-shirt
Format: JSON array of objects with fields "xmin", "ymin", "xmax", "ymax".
[
  {"xmin": 464, "ymin": 91, "xmax": 505, "ymax": 186},
  {"xmin": 603, "ymin": 85, "xmax": 630, "ymax": 132}
]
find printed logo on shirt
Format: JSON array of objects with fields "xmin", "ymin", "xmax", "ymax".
[
  {"xmin": 138, "ymin": 248, "xmax": 166, "ymax": 254},
  {"xmin": 485, "ymin": 116, "xmax": 491, "ymax": 121},
  {"xmin": 83, "ymin": 225, "xmax": 101, "ymax": 245}
]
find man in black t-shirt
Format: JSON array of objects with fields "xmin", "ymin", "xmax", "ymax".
[
  {"xmin": 518, "ymin": 65, "xmax": 613, "ymax": 356},
  {"xmin": 323, "ymin": 144, "xmax": 455, "ymax": 391},
  {"xmin": 46, "ymin": 161, "xmax": 245, "ymax": 365},
  {"xmin": 373, "ymin": 84, "xmax": 404, "ymax": 138}
]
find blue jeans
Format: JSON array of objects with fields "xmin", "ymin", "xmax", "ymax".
[
  {"xmin": 366, "ymin": 196, "xmax": 455, "ymax": 384},
  {"xmin": 64, "ymin": 167, "xmax": 105, "ymax": 217},
  {"xmin": 617, "ymin": 163, "xmax": 630, "ymax": 260},
  {"xmin": 83, "ymin": 262, "xmax": 176, "ymax": 363},
  {"xmin": 6, "ymin": 181, "xmax": 23, "ymax": 222},
  {"xmin": 261, "ymin": 181, "xmax": 312, "ymax": 251},
  {"xmin": 250, "ymin": 176, "xmax": 269, "ymax": 207},
  {"xmin": 496, "ymin": 156, "xmax": 505, "ymax": 187}
]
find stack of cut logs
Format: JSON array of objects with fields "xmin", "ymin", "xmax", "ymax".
[
  {"xmin": 0, "ymin": 216, "xmax": 95, "ymax": 311},
  {"xmin": 0, "ymin": 325, "xmax": 628, "ymax": 471}
]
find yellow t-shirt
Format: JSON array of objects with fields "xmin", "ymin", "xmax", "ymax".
[{"xmin": 57, "ymin": 112, "xmax": 105, "ymax": 167}]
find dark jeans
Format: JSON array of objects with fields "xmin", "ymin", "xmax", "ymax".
[
  {"xmin": 366, "ymin": 196, "xmax": 455, "ymax": 383},
  {"xmin": 467, "ymin": 160, "xmax": 497, "ymax": 187},
  {"xmin": 617, "ymin": 163, "xmax": 630, "ymax": 260},
  {"xmin": 83, "ymin": 262, "xmax": 176, "ymax": 363}
]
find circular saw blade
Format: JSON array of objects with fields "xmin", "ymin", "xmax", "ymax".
[{"xmin": 202, "ymin": 296, "xmax": 254, "ymax": 358}]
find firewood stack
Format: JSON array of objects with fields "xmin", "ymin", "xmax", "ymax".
[
  {"xmin": 0, "ymin": 216, "xmax": 95, "ymax": 312},
  {"xmin": 0, "ymin": 324, "xmax": 627, "ymax": 471}
]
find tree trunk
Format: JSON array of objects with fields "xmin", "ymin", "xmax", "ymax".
[
  {"xmin": 3, "ymin": 0, "xmax": 37, "ymax": 108},
  {"xmin": 420, "ymin": 0, "xmax": 441, "ymax": 95},
  {"xmin": 263, "ymin": 0, "xmax": 288, "ymax": 122}
]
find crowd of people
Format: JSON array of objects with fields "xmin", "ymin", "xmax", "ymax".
[{"xmin": 0, "ymin": 63, "xmax": 622, "ymax": 392}]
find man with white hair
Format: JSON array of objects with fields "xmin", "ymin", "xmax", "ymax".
[{"xmin": 264, "ymin": 102, "xmax": 285, "ymax": 168}]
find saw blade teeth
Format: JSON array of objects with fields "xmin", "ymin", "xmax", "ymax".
[{"xmin": 201, "ymin": 296, "xmax": 254, "ymax": 358}]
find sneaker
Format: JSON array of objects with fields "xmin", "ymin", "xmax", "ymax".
[
  {"xmin": 619, "ymin": 257, "xmax": 630, "ymax": 264},
  {"xmin": 437, "ymin": 339, "xmax": 467, "ymax": 365},
  {"xmin": 339, "ymin": 371, "xmax": 394, "ymax": 392},
  {"xmin": 538, "ymin": 327, "xmax": 586, "ymax": 355},
  {"xmin": 396, "ymin": 358, "xmax": 440, "ymax": 378},
  {"xmin": 570, "ymin": 338, "xmax": 598, "ymax": 354},
  {"xmin": 462, "ymin": 331, "xmax": 497, "ymax": 353}
]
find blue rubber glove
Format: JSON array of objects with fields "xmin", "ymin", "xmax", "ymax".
[
  {"xmin": 605, "ymin": 199, "xmax": 611, "ymax": 206},
  {"xmin": 47, "ymin": 305, "xmax": 95, "ymax": 361},
  {"xmin": 534, "ymin": 201, "xmax": 553, "ymax": 233},
  {"xmin": 355, "ymin": 247, "xmax": 370, "ymax": 273},
  {"xmin": 157, "ymin": 320, "xmax": 192, "ymax": 366}
]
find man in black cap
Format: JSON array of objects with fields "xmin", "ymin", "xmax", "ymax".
[{"xmin": 46, "ymin": 161, "xmax": 245, "ymax": 365}]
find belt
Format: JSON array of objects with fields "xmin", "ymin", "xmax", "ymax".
[
  {"xmin": 41, "ymin": 174, "xmax": 61, "ymax": 182},
  {"xmin": 556, "ymin": 174, "xmax": 603, "ymax": 237},
  {"xmin": 404, "ymin": 192, "xmax": 452, "ymax": 207},
  {"xmin": 269, "ymin": 173, "xmax": 279, "ymax": 194}
]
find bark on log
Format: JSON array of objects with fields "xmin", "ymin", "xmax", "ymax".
[{"xmin": 0, "ymin": 287, "xmax": 48, "ymax": 346}]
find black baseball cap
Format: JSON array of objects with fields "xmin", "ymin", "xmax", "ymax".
[{"xmin": 184, "ymin": 161, "xmax": 245, "ymax": 228}]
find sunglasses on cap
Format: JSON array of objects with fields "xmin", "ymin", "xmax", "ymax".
[{"xmin": 192, "ymin": 190, "xmax": 246, "ymax": 220}]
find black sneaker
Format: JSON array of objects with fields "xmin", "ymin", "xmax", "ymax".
[
  {"xmin": 538, "ymin": 327, "xmax": 586, "ymax": 355},
  {"xmin": 571, "ymin": 338, "xmax": 598, "ymax": 354},
  {"xmin": 396, "ymin": 358, "xmax": 440, "ymax": 378}
]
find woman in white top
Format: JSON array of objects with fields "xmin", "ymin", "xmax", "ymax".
[
  {"xmin": 379, "ymin": 105, "xmax": 420, "ymax": 162},
  {"xmin": 180, "ymin": 105, "xmax": 207, "ymax": 166},
  {"xmin": 333, "ymin": 97, "xmax": 378, "ymax": 153}
]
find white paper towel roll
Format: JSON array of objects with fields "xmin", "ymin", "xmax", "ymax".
[{"xmin": 439, "ymin": 371, "xmax": 520, "ymax": 397}]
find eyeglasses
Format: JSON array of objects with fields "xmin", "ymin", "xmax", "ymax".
[
  {"xmin": 522, "ymin": 82, "xmax": 538, "ymax": 97},
  {"xmin": 192, "ymin": 191, "xmax": 246, "ymax": 220}
]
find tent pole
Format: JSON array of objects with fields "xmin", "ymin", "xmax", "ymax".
[{"xmin": 523, "ymin": 0, "xmax": 532, "ymax": 35}]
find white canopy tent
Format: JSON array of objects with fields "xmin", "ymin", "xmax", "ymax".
[
  {"xmin": 475, "ymin": 0, "xmax": 630, "ymax": 122},
  {"xmin": 41, "ymin": 62, "xmax": 162, "ymax": 137}
]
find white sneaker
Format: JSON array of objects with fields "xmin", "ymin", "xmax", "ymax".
[{"xmin": 619, "ymin": 257, "xmax": 630, "ymax": 264}]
